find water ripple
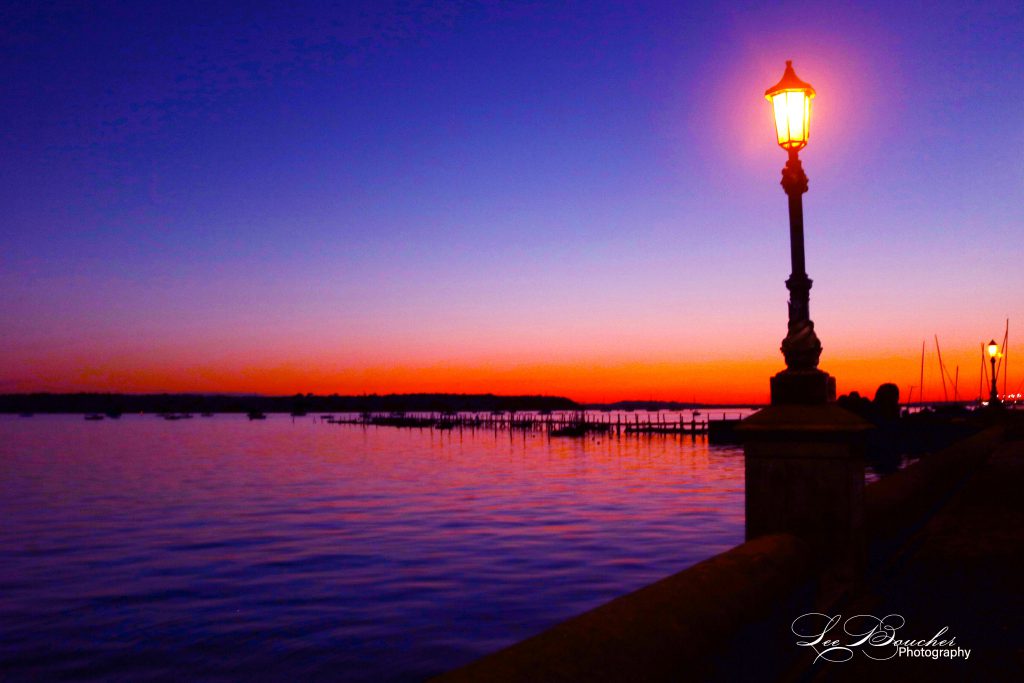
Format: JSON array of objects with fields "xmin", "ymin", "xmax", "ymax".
[{"xmin": 0, "ymin": 414, "xmax": 746, "ymax": 681}]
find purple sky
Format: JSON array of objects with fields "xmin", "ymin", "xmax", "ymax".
[{"xmin": 2, "ymin": 1, "xmax": 1021, "ymax": 401}]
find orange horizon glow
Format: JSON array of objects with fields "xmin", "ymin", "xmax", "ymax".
[
  {"xmin": 7, "ymin": 345, "xmax": 1018, "ymax": 405},
  {"xmin": 4, "ymin": 11, "xmax": 1020, "ymax": 409}
]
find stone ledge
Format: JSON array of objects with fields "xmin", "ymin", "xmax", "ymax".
[
  {"xmin": 738, "ymin": 403, "xmax": 874, "ymax": 435},
  {"xmin": 865, "ymin": 426, "xmax": 1004, "ymax": 544},
  {"xmin": 430, "ymin": 534, "xmax": 814, "ymax": 683}
]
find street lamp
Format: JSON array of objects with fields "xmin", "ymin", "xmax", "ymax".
[
  {"xmin": 987, "ymin": 339, "xmax": 1001, "ymax": 405},
  {"xmin": 764, "ymin": 61, "xmax": 835, "ymax": 404}
]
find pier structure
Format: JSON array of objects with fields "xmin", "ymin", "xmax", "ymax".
[{"xmin": 319, "ymin": 410, "xmax": 747, "ymax": 441}]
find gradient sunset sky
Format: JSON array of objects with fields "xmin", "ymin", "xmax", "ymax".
[{"xmin": 2, "ymin": 1, "xmax": 1021, "ymax": 403}]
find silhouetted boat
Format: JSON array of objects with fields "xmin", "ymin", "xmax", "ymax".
[
  {"xmin": 707, "ymin": 419, "xmax": 741, "ymax": 444},
  {"xmin": 550, "ymin": 424, "xmax": 588, "ymax": 437},
  {"xmin": 550, "ymin": 411, "xmax": 606, "ymax": 437},
  {"xmin": 164, "ymin": 414, "xmax": 182, "ymax": 421},
  {"xmin": 247, "ymin": 411, "xmax": 267, "ymax": 420},
  {"xmin": 105, "ymin": 412, "xmax": 122, "ymax": 419},
  {"xmin": 371, "ymin": 414, "xmax": 434, "ymax": 427},
  {"xmin": 327, "ymin": 416, "xmax": 361, "ymax": 424},
  {"xmin": 84, "ymin": 414, "xmax": 104, "ymax": 421}
]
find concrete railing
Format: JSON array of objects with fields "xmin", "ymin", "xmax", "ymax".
[
  {"xmin": 430, "ymin": 534, "xmax": 814, "ymax": 683},
  {"xmin": 865, "ymin": 426, "xmax": 1004, "ymax": 545}
]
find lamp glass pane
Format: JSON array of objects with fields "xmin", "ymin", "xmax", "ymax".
[
  {"xmin": 770, "ymin": 90, "xmax": 811, "ymax": 149},
  {"xmin": 772, "ymin": 95, "xmax": 790, "ymax": 146},
  {"xmin": 785, "ymin": 91, "xmax": 807, "ymax": 146},
  {"xmin": 803, "ymin": 94, "xmax": 811, "ymax": 142}
]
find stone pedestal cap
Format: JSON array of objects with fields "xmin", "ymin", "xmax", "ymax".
[{"xmin": 738, "ymin": 404, "xmax": 873, "ymax": 444}]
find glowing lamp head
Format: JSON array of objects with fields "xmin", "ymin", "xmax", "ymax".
[
  {"xmin": 988, "ymin": 340, "xmax": 999, "ymax": 358},
  {"xmin": 765, "ymin": 60, "xmax": 815, "ymax": 151}
]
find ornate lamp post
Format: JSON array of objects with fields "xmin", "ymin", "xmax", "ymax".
[
  {"xmin": 741, "ymin": 61, "xmax": 871, "ymax": 578},
  {"xmin": 987, "ymin": 339, "xmax": 1001, "ymax": 405},
  {"xmin": 764, "ymin": 61, "xmax": 835, "ymax": 404}
]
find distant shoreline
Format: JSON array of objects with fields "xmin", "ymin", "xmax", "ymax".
[{"xmin": 0, "ymin": 392, "xmax": 764, "ymax": 414}]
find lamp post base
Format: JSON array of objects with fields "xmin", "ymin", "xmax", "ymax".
[
  {"xmin": 770, "ymin": 368, "xmax": 836, "ymax": 406},
  {"xmin": 739, "ymin": 403, "xmax": 872, "ymax": 579}
]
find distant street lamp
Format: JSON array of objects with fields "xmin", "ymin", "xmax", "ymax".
[
  {"xmin": 764, "ymin": 61, "xmax": 834, "ymax": 404},
  {"xmin": 987, "ymin": 339, "xmax": 1001, "ymax": 405}
]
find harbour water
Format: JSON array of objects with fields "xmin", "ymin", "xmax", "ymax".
[{"xmin": 0, "ymin": 413, "xmax": 747, "ymax": 681}]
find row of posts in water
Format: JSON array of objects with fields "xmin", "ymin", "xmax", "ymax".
[{"xmin": 315, "ymin": 411, "xmax": 745, "ymax": 441}]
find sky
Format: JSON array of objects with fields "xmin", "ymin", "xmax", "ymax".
[{"xmin": 1, "ymin": 0, "xmax": 1022, "ymax": 403}]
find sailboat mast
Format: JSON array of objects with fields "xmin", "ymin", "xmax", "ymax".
[
  {"xmin": 980, "ymin": 343, "xmax": 987, "ymax": 403},
  {"xmin": 935, "ymin": 335, "xmax": 948, "ymax": 402},
  {"xmin": 1003, "ymin": 319, "xmax": 1009, "ymax": 398},
  {"xmin": 919, "ymin": 340, "xmax": 926, "ymax": 406}
]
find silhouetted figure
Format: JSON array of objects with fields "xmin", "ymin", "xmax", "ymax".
[
  {"xmin": 839, "ymin": 385, "xmax": 904, "ymax": 474},
  {"xmin": 872, "ymin": 383, "xmax": 900, "ymax": 422},
  {"xmin": 837, "ymin": 390, "xmax": 873, "ymax": 421}
]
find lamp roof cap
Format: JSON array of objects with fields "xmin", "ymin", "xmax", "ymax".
[{"xmin": 765, "ymin": 60, "xmax": 815, "ymax": 100}]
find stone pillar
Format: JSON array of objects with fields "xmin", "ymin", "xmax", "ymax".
[{"xmin": 739, "ymin": 404, "xmax": 872, "ymax": 578}]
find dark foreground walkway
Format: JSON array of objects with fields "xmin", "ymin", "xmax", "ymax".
[{"xmin": 800, "ymin": 433, "xmax": 1024, "ymax": 682}]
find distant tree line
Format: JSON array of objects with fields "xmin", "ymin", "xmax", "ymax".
[
  {"xmin": 0, "ymin": 392, "xmax": 579, "ymax": 414},
  {"xmin": 585, "ymin": 400, "xmax": 704, "ymax": 411}
]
